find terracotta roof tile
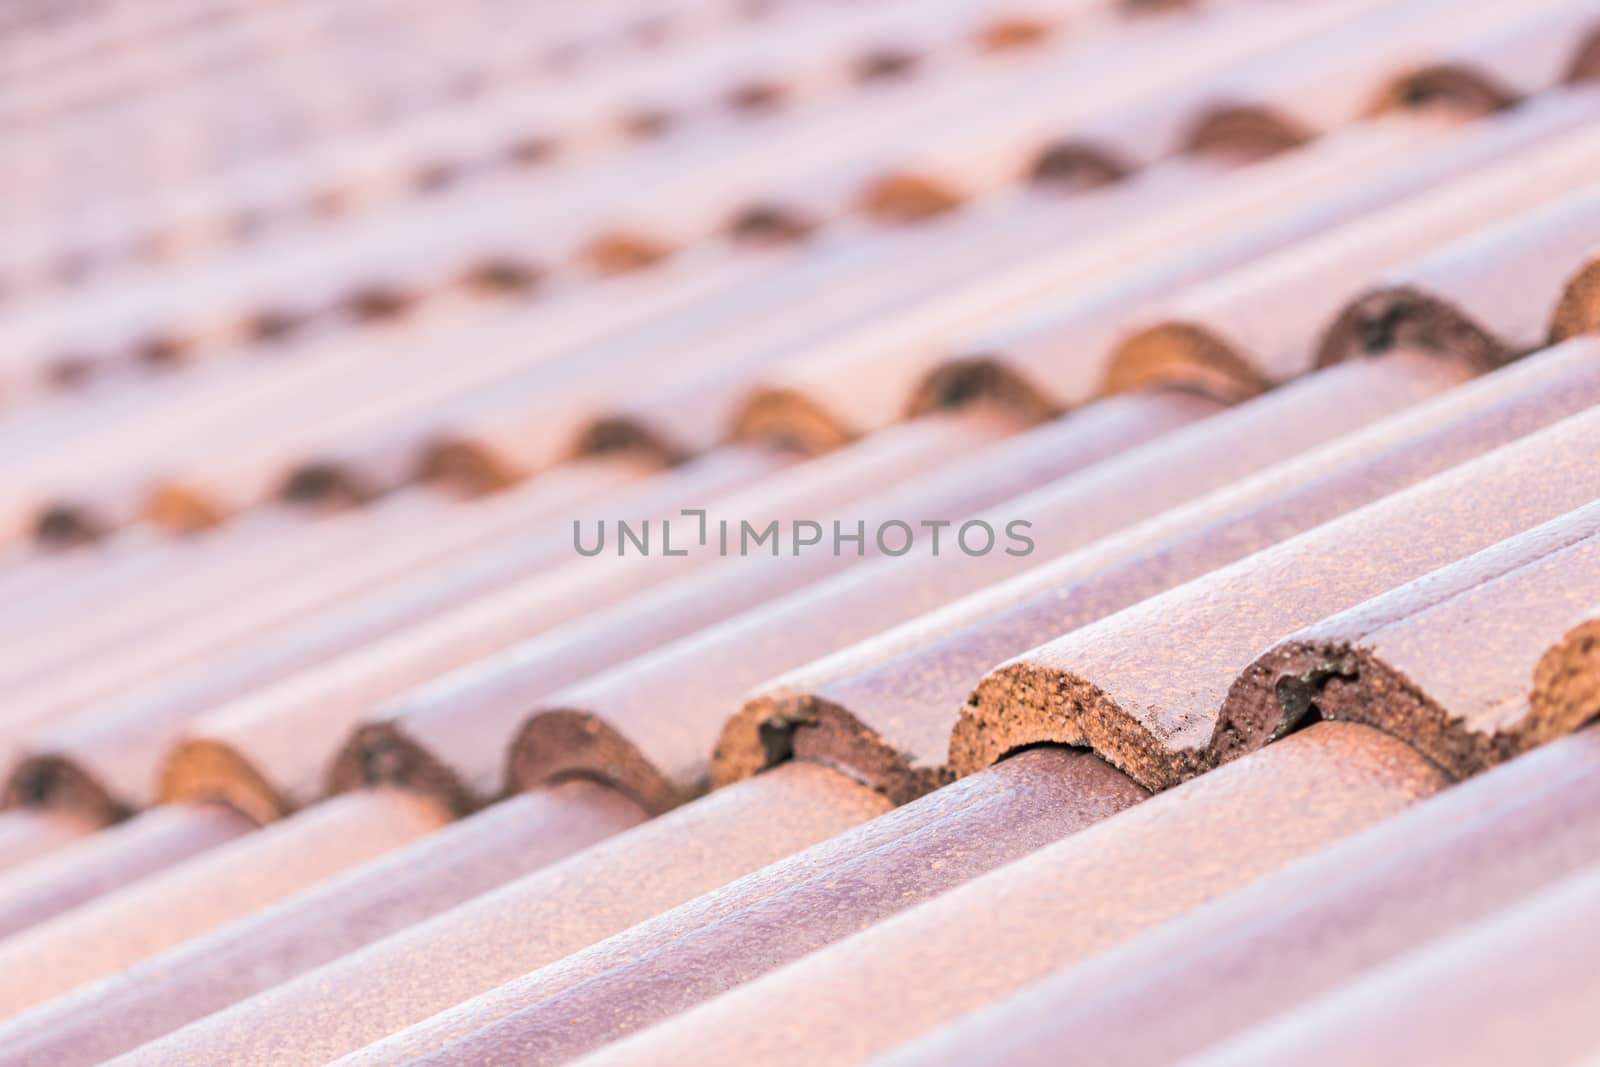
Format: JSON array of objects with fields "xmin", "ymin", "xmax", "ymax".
[
  {"xmin": 114, "ymin": 764, "xmax": 887, "ymax": 1066},
  {"xmin": 0, "ymin": 781, "xmax": 643, "ymax": 1067},
  {"xmin": 0, "ymin": 0, "xmax": 1201, "ymax": 404},
  {"xmin": 1186, "ymin": 859, "xmax": 1600, "ymax": 1067},
  {"xmin": 1057, "ymin": 0, "xmax": 1571, "ymax": 171},
  {"xmin": 975, "ymin": 92, "xmax": 1600, "ymax": 412},
  {"xmin": 1535, "ymin": 604, "xmax": 1600, "ymax": 726},
  {"xmin": 721, "ymin": 344, "xmax": 1511, "ymax": 796},
  {"xmin": 875, "ymin": 721, "xmax": 1600, "ymax": 1067},
  {"xmin": 806, "ymin": 0, "xmax": 1382, "ymax": 217},
  {"xmin": 0, "ymin": 808, "xmax": 100, "ymax": 872},
  {"xmin": 339, "ymin": 747, "xmax": 1146, "ymax": 1065},
  {"xmin": 570, "ymin": 723, "xmax": 1446, "ymax": 1067},
  {"xmin": 1225, "ymin": 501, "xmax": 1600, "ymax": 776},
  {"xmin": 338, "ymin": 391, "xmax": 1211, "ymax": 812},
  {"xmin": 1113, "ymin": 96, "xmax": 1600, "ymax": 389},
  {"xmin": 149, "ymin": 254, "xmax": 767, "ymax": 514},
  {"xmin": 573, "ymin": 0, "xmax": 1259, "ymax": 251},
  {"xmin": 154, "ymin": 412, "xmax": 992, "ymax": 822},
  {"xmin": 731, "ymin": 336, "xmax": 1597, "ymax": 799},
  {"xmin": 0, "ymin": 787, "xmax": 446, "ymax": 1017},
  {"xmin": 0, "ymin": 802, "xmax": 249, "ymax": 941},
  {"xmin": 11, "ymin": 450, "xmax": 770, "ymax": 822},
  {"xmin": 1319, "ymin": 183, "xmax": 1600, "ymax": 368},
  {"xmin": 7, "ymin": 3, "xmax": 1600, "ymax": 1060},
  {"xmin": 963, "ymin": 373, "xmax": 1600, "ymax": 790},
  {"xmin": 740, "ymin": 114, "xmax": 1455, "ymax": 442}
]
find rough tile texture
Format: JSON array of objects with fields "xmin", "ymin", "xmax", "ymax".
[
  {"xmin": 115, "ymin": 764, "xmax": 888, "ymax": 1066},
  {"xmin": 340, "ymin": 748, "xmax": 1145, "ymax": 1065},
  {"xmin": 0, "ymin": 782, "xmax": 643, "ymax": 1067},
  {"xmin": 1224, "ymin": 500, "xmax": 1600, "ymax": 777},
  {"xmin": 880, "ymin": 723, "xmax": 1600, "ymax": 1067},
  {"xmin": 0, "ymin": 789, "xmax": 447, "ymax": 1017},
  {"xmin": 574, "ymin": 724, "xmax": 1446, "ymax": 1067},
  {"xmin": 1186, "ymin": 860, "xmax": 1600, "ymax": 1067},
  {"xmin": 967, "ymin": 393, "xmax": 1600, "ymax": 790},
  {"xmin": 717, "ymin": 347, "xmax": 1476, "ymax": 798},
  {"xmin": 0, "ymin": 803, "xmax": 250, "ymax": 941}
]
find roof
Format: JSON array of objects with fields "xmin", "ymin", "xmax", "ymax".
[{"xmin": 1, "ymin": 0, "xmax": 1600, "ymax": 1064}]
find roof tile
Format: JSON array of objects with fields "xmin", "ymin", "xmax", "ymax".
[
  {"xmin": 571, "ymin": 723, "xmax": 1446, "ymax": 1067},
  {"xmin": 1187, "ymin": 858, "xmax": 1600, "ymax": 1067},
  {"xmin": 723, "ymin": 345, "xmax": 1491, "ymax": 795},
  {"xmin": 0, "ymin": 787, "xmax": 446, "ymax": 1017},
  {"xmin": 1114, "ymin": 97, "xmax": 1600, "ymax": 388},
  {"xmin": 340, "ymin": 747, "xmax": 1145, "ymax": 1065},
  {"xmin": 116, "ymin": 763, "xmax": 887, "ymax": 1066},
  {"xmin": 5, "ymin": 2, "xmax": 1599, "ymax": 1060},
  {"xmin": 337, "ymin": 392, "xmax": 1201, "ymax": 812},
  {"xmin": 1319, "ymin": 183, "xmax": 1600, "ymax": 368},
  {"xmin": 0, "ymin": 781, "xmax": 642, "ymax": 1067},
  {"xmin": 1226, "ymin": 500, "xmax": 1600, "ymax": 775},
  {"xmin": 876, "ymin": 721, "xmax": 1600, "ymax": 1067},
  {"xmin": 0, "ymin": 803, "xmax": 249, "ymax": 941},
  {"xmin": 967, "ymin": 377, "xmax": 1600, "ymax": 790}
]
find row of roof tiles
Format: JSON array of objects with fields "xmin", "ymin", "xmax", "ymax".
[
  {"xmin": 3, "ymin": 0, "xmax": 1600, "ymax": 1064},
  {"xmin": 3, "ymin": 0, "xmax": 1596, "ymax": 402}
]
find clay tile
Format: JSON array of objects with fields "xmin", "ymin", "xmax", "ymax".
[
  {"xmin": 154, "ymin": 453, "xmax": 780, "ymax": 821},
  {"xmin": 0, "ymin": 784, "xmax": 642, "ymax": 1067},
  {"xmin": 1549, "ymin": 246, "xmax": 1600, "ymax": 340},
  {"xmin": 717, "ymin": 349, "xmax": 1472, "ymax": 795},
  {"xmin": 848, "ymin": 0, "xmax": 1413, "ymax": 218},
  {"xmin": 456, "ymin": 258, "xmax": 542, "ymax": 297},
  {"xmin": 1026, "ymin": 140, "xmax": 1132, "ymax": 189},
  {"xmin": 0, "ymin": 803, "xmax": 249, "ymax": 941},
  {"xmin": 1109, "ymin": 100, "xmax": 1600, "ymax": 390},
  {"xmin": 582, "ymin": 232, "xmax": 674, "ymax": 274},
  {"xmin": 1187, "ymin": 860, "xmax": 1600, "ymax": 1067},
  {"xmin": 338, "ymin": 749, "xmax": 1145, "ymax": 1065},
  {"xmin": 756, "ymin": 340, "xmax": 1599, "ymax": 795},
  {"xmin": 762, "ymin": 111, "xmax": 1487, "ymax": 448},
  {"xmin": 1049, "ymin": 0, "xmax": 1523, "ymax": 185},
  {"xmin": 1534, "ymin": 605, "xmax": 1600, "ymax": 726},
  {"xmin": 858, "ymin": 173, "xmax": 964, "ymax": 222},
  {"xmin": 975, "ymin": 17, "xmax": 1054, "ymax": 53},
  {"xmin": 0, "ymin": 788, "xmax": 447, "ymax": 1018},
  {"xmin": 333, "ymin": 409, "xmax": 1037, "ymax": 813},
  {"xmin": 115, "ymin": 765, "xmax": 888, "ymax": 1067},
  {"xmin": 1380, "ymin": 0, "xmax": 1600, "ymax": 110},
  {"xmin": 967, "ymin": 93, "xmax": 1580, "ymax": 416},
  {"xmin": 143, "ymin": 482, "xmax": 231, "ymax": 534},
  {"xmin": 504, "ymin": 135, "xmax": 559, "ymax": 167},
  {"xmin": 1179, "ymin": 104, "xmax": 1313, "ymax": 163},
  {"xmin": 290, "ymin": 250, "xmax": 857, "ymax": 496},
  {"xmin": 342, "ymin": 283, "xmax": 416, "ymax": 323},
  {"xmin": 724, "ymin": 78, "xmax": 785, "ymax": 113},
  {"xmin": 1220, "ymin": 501, "xmax": 1600, "ymax": 778},
  {"xmin": 1569, "ymin": 25, "xmax": 1600, "ymax": 81},
  {"xmin": 965, "ymin": 380, "xmax": 1600, "ymax": 792},
  {"xmin": 853, "ymin": 47, "xmax": 919, "ymax": 83},
  {"xmin": 736, "ymin": 167, "xmax": 1233, "ymax": 445},
  {"xmin": 576, "ymin": 724, "xmax": 1446, "ymax": 1067},
  {"xmin": 31, "ymin": 500, "xmax": 112, "ymax": 549},
  {"xmin": 0, "ymin": 808, "xmax": 99, "ymax": 872},
  {"xmin": 277, "ymin": 459, "xmax": 381, "ymax": 510},
  {"xmin": 725, "ymin": 202, "xmax": 817, "ymax": 245},
  {"xmin": 880, "ymin": 722, "xmax": 1600, "ymax": 1067},
  {"xmin": 24, "ymin": 465, "xmax": 614, "ymax": 745},
  {"xmin": 458, "ymin": 396, "xmax": 1210, "ymax": 810},
  {"xmin": 1318, "ymin": 185, "xmax": 1600, "ymax": 369}
]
